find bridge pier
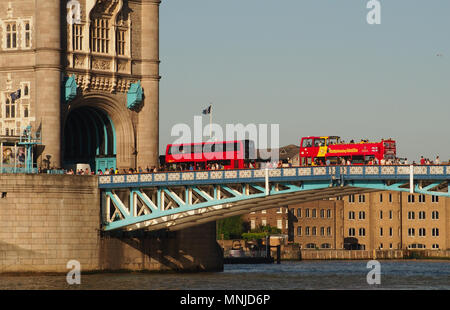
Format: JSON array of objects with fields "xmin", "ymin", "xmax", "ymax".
[
  {"xmin": 99, "ymin": 222, "xmax": 223, "ymax": 272},
  {"xmin": 0, "ymin": 175, "xmax": 223, "ymax": 273}
]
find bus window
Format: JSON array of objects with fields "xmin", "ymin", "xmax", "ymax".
[
  {"xmin": 327, "ymin": 137, "xmax": 338, "ymax": 145},
  {"xmin": 327, "ymin": 157, "xmax": 338, "ymax": 164},
  {"xmin": 302, "ymin": 138, "xmax": 313, "ymax": 148},
  {"xmin": 314, "ymin": 138, "xmax": 325, "ymax": 147},
  {"xmin": 307, "ymin": 157, "xmax": 312, "ymax": 166},
  {"xmin": 352, "ymin": 156, "xmax": 365, "ymax": 164}
]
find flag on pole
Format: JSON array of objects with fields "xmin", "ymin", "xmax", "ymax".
[
  {"xmin": 10, "ymin": 89, "xmax": 21, "ymax": 103},
  {"xmin": 202, "ymin": 105, "xmax": 211, "ymax": 115}
]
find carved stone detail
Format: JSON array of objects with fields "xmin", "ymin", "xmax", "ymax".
[
  {"xmin": 74, "ymin": 55, "xmax": 86, "ymax": 68},
  {"xmin": 92, "ymin": 58, "xmax": 112, "ymax": 71},
  {"xmin": 69, "ymin": 73, "xmax": 135, "ymax": 93}
]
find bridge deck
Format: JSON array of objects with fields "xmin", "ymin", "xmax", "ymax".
[{"xmin": 99, "ymin": 165, "xmax": 450, "ymax": 188}]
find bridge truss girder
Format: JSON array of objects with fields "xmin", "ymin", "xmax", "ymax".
[
  {"xmin": 102, "ymin": 181, "xmax": 380, "ymax": 232},
  {"xmin": 99, "ymin": 166, "xmax": 449, "ymax": 232}
]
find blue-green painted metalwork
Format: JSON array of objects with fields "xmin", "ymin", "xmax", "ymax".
[
  {"xmin": 99, "ymin": 166, "xmax": 450, "ymax": 232},
  {"xmin": 65, "ymin": 75, "xmax": 78, "ymax": 102},
  {"xmin": 17, "ymin": 125, "xmax": 41, "ymax": 174},
  {"xmin": 126, "ymin": 81, "xmax": 143, "ymax": 110}
]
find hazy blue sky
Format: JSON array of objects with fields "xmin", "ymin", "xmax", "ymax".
[{"xmin": 159, "ymin": 0, "xmax": 450, "ymax": 162}]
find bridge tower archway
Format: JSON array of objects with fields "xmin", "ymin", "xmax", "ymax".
[{"xmin": 62, "ymin": 95, "xmax": 135, "ymax": 173}]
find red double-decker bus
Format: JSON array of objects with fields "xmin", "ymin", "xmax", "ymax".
[
  {"xmin": 299, "ymin": 136, "xmax": 396, "ymax": 166},
  {"xmin": 165, "ymin": 140, "xmax": 256, "ymax": 170}
]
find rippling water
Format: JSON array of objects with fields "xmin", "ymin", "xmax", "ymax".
[{"xmin": 0, "ymin": 260, "xmax": 449, "ymax": 290}]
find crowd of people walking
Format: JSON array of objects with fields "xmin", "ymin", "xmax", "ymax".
[{"xmin": 54, "ymin": 154, "xmax": 445, "ymax": 176}]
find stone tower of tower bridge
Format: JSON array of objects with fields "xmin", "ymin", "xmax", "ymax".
[{"xmin": 0, "ymin": 0, "xmax": 160, "ymax": 172}]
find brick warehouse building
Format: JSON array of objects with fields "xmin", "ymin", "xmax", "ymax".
[
  {"xmin": 0, "ymin": 0, "xmax": 160, "ymax": 172},
  {"xmin": 243, "ymin": 191, "xmax": 449, "ymax": 251}
]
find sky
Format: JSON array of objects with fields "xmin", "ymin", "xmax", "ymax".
[{"xmin": 158, "ymin": 0, "xmax": 450, "ymax": 162}]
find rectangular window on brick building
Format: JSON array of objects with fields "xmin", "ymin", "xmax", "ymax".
[
  {"xmin": 277, "ymin": 219, "xmax": 282, "ymax": 230},
  {"xmin": 349, "ymin": 195, "xmax": 355, "ymax": 203},
  {"xmin": 418, "ymin": 194, "xmax": 426, "ymax": 203},
  {"xmin": 359, "ymin": 195, "xmax": 365, "ymax": 203}
]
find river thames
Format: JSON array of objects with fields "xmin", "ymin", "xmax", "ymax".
[{"xmin": 0, "ymin": 260, "xmax": 448, "ymax": 290}]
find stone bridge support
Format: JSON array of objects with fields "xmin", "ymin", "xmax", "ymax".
[{"xmin": 0, "ymin": 175, "xmax": 223, "ymax": 273}]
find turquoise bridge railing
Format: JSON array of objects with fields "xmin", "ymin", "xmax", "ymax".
[{"xmin": 98, "ymin": 165, "xmax": 450, "ymax": 232}]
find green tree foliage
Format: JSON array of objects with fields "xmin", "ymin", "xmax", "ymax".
[
  {"xmin": 251, "ymin": 225, "xmax": 282, "ymax": 234},
  {"xmin": 216, "ymin": 216, "xmax": 247, "ymax": 240},
  {"xmin": 241, "ymin": 225, "xmax": 282, "ymax": 240}
]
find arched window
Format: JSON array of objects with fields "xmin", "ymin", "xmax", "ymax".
[
  {"xmin": 306, "ymin": 243, "xmax": 316, "ymax": 249},
  {"xmin": 418, "ymin": 228, "xmax": 426, "ymax": 237},
  {"xmin": 359, "ymin": 211, "xmax": 365, "ymax": 220},
  {"xmin": 359, "ymin": 228, "xmax": 366, "ymax": 236},
  {"xmin": 432, "ymin": 211, "xmax": 439, "ymax": 219}
]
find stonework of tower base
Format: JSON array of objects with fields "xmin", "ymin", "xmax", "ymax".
[{"xmin": 0, "ymin": 175, "xmax": 223, "ymax": 273}]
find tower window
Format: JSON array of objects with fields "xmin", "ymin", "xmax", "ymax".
[
  {"xmin": 24, "ymin": 21, "xmax": 31, "ymax": 48},
  {"xmin": 73, "ymin": 24, "xmax": 83, "ymax": 51},
  {"xmin": 6, "ymin": 22, "xmax": 17, "ymax": 49},
  {"xmin": 91, "ymin": 19, "xmax": 109, "ymax": 54},
  {"xmin": 116, "ymin": 29, "xmax": 126, "ymax": 55},
  {"xmin": 5, "ymin": 97, "xmax": 15, "ymax": 118}
]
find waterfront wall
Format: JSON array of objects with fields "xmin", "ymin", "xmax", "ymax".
[
  {"xmin": 282, "ymin": 248, "xmax": 450, "ymax": 260},
  {"xmin": 0, "ymin": 175, "xmax": 223, "ymax": 273},
  {"xmin": 218, "ymin": 239, "xmax": 450, "ymax": 260}
]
